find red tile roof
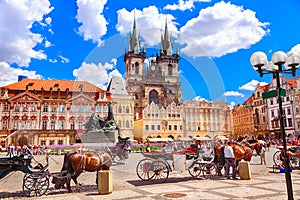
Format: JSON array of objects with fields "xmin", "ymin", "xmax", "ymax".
[
  {"xmin": 284, "ymin": 78, "xmax": 297, "ymax": 88},
  {"xmin": 1, "ymin": 79, "xmax": 106, "ymax": 93}
]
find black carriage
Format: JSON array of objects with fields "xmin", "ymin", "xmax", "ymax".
[
  {"xmin": 0, "ymin": 153, "xmax": 50, "ymax": 197},
  {"xmin": 136, "ymin": 138, "xmax": 216, "ymax": 183}
]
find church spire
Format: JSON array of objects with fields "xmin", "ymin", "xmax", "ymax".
[
  {"xmin": 160, "ymin": 17, "xmax": 173, "ymax": 56},
  {"xmin": 129, "ymin": 10, "xmax": 141, "ymax": 54}
]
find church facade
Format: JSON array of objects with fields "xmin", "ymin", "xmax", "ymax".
[{"xmin": 124, "ymin": 18, "xmax": 182, "ymax": 120}]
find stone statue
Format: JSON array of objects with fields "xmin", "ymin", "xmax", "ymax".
[{"xmin": 83, "ymin": 103, "xmax": 118, "ymax": 132}]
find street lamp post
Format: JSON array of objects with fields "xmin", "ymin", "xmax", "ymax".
[{"xmin": 250, "ymin": 51, "xmax": 300, "ymax": 200}]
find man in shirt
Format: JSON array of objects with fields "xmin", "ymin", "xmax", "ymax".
[{"xmin": 224, "ymin": 141, "xmax": 237, "ymax": 180}]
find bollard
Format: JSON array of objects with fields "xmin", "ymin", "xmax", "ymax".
[
  {"xmin": 98, "ymin": 170, "xmax": 113, "ymax": 194},
  {"xmin": 238, "ymin": 161, "xmax": 251, "ymax": 180}
]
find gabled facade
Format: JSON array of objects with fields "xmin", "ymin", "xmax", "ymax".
[{"xmin": 266, "ymin": 76, "xmax": 296, "ymax": 139}]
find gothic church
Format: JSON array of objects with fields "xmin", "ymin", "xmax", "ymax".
[{"xmin": 124, "ymin": 18, "xmax": 182, "ymax": 120}]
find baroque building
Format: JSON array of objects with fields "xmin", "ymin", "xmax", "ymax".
[
  {"xmin": 0, "ymin": 79, "xmax": 112, "ymax": 148},
  {"xmin": 134, "ymin": 100, "xmax": 232, "ymax": 142},
  {"xmin": 107, "ymin": 76, "xmax": 135, "ymax": 139},
  {"xmin": 124, "ymin": 18, "xmax": 182, "ymax": 120}
]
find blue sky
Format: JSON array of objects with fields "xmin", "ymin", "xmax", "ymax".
[{"xmin": 1, "ymin": 0, "xmax": 300, "ymax": 107}]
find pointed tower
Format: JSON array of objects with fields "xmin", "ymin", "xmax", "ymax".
[
  {"xmin": 157, "ymin": 18, "xmax": 182, "ymax": 105},
  {"xmin": 124, "ymin": 13, "xmax": 146, "ymax": 119}
]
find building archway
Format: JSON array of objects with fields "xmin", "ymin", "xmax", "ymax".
[
  {"xmin": 18, "ymin": 136, "xmax": 28, "ymax": 146},
  {"xmin": 149, "ymin": 90, "xmax": 159, "ymax": 105}
]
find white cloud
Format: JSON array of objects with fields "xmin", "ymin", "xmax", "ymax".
[
  {"xmin": 45, "ymin": 41, "xmax": 52, "ymax": 48},
  {"xmin": 178, "ymin": 1, "xmax": 269, "ymax": 57},
  {"xmin": 73, "ymin": 60, "xmax": 122, "ymax": 89},
  {"xmin": 223, "ymin": 91, "xmax": 244, "ymax": 97},
  {"xmin": 76, "ymin": 0, "xmax": 108, "ymax": 46},
  {"xmin": 164, "ymin": 0, "xmax": 211, "ymax": 11},
  {"xmin": 229, "ymin": 101, "xmax": 236, "ymax": 109},
  {"xmin": 0, "ymin": 62, "xmax": 43, "ymax": 87},
  {"xmin": 239, "ymin": 79, "xmax": 268, "ymax": 91},
  {"xmin": 45, "ymin": 17, "xmax": 52, "ymax": 25},
  {"xmin": 59, "ymin": 55, "xmax": 70, "ymax": 63},
  {"xmin": 193, "ymin": 96, "xmax": 208, "ymax": 102},
  {"xmin": 0, "ymin": 0, "xmax": 53, "ymax": 67},
  {"xmin": 116, "ymin": 6, "xmax": 178, "ymax": 46}
]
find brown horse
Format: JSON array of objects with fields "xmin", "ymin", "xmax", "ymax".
[
  {"xmin": 52, "ymin": 150, "xmax": 112, "ymax": 192},
  {"xmin": 215, "ymin": 140, "xmax": 261, "ymax": 162}
]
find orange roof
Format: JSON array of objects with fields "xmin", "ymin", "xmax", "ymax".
[
  {"xmin": 1, "ymin": 79, "xmax": 106, "ymax": 93},
  {"xmin": 243, "ymin": 94, "xmax": 254, "ymax": 105},
  {"xmin": 284, "ymin": 78, "xmax": 297, "ymax": 88}
]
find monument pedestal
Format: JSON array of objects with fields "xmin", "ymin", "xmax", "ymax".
[{"xmin": 81, "ymin": 130, "xmax": 118, "ymax": 144}]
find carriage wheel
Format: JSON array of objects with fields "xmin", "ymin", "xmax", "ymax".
[
  {"xmin": 150, "ymin": 160, "xmax": 169, "ymax": 183},
  {"xmin": 136, "ymin": 158, "xmax": 155, "ymax": 181},
  {"xmin": 23, "ymin": 173, "xmax": 49, "ymax": 197},
  {"xmin": 188, "ymin": 161, "xmax": 202, "ymax": 177},
  {"xmin": 273, "ymin": 151, "xmax": 281, "ymax": 166},
  {"xmin": 202, "ymin": 163, "xmax": 216, "ymax": 179}
]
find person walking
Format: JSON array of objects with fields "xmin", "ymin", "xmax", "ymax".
[
  {"xmin": 260, "ymin": 144, "xmax": 267, "ymax": 165},
  {"xmin": 224, "ymin": 141, "xmax": 237, "ymax": 180}
]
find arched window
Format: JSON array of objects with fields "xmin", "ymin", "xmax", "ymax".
[
  {"xmin": 149, "ymin": 90, "xmax": 159, "ymax": 104},
  {"xmin": 118, "ymin": 120, "xmax": 122, "ymax": 128},
  {"xmin": 168, "ymin": 64, "xmax": 172, "ymax": 75},
  {"xmin": 126, "ymin": 120, "xmax": 129, "ymax": 128},
  {"xmin": 126, "ymin": 106, "xmax": 129, "ymax": 113},
  {"xmin": 118, "ymin": 106, "xmax": 122, "ymax": 113},
  {"xmin": 135, "ymin": 62, "xmax": 139, "ymax": 74}
]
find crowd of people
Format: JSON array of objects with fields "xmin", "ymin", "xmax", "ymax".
[{"xmin": 5, "ymin": 144, "xmax": 50, "ymax": 157}]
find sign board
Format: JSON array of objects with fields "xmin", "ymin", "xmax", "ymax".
[{"xmin": 262, "ymin": 88, "xmax": 286, "ymax": 99}]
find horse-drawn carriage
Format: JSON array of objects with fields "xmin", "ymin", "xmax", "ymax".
[
  {"xmin": 136, "ymin": 137, "xmax": 216, "ymax": 183},
  {"xmin": 0, "ymin": 153, "xmax": 50, "ymax": 197},
  {"xmin": 273, "ymin": 146, "xmax": 300, "ymax": 169}
]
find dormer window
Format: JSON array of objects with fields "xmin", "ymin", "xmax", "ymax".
[{"xmin": 54, "ymin": 84, "xmax": 59, "ymax": 87}]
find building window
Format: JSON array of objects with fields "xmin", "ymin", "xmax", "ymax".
[
  {"xmin": 13, "ymin": 120, "xmax": 18, "ymax": 129},
  {"xmin": 43, "ymin": 104, "xmax": 48, "ymax": 112},
  {"xmin": 288, "ymin": 118, "xmax": 293, "ymax": 127},
  {"xmin": 42, "ymin": 121, "xmax": 47, "ymax": 130},
  {"xmin": 168, "ymin": 125, "xmax": 172, "ymax": 130},
  {"xmin": 78, "ymin": 121, "xmax": 83, "ymax": 129},
  {"xmin": 71, "ymin": 105, "xmax": 76, "ymax": 113},
  {"xmin": 41, "ymin": 140, "xmax": 46, "ymax": 146},
  {"xmin": 60, "ymin": 105, "xmax": 65, "ymax": 112},
  {"xmin": 126, "ymin": 106, "xmax": 129, "ymax": 113},
  {"xmin": 70, "ymin": 120, "xmax": 75, "ymax": 130},
  {"xmin": 30, "ymin": 121, "xmax": 35, "ymax": 129},
  {"xmin": 2, "ymin": 121, "xmax": 8, "ymax": 130},
  {"xmin": 295, "ymin": 96, "xmax": 299, "ymax": 102},
  {"xmin": 58, "ymin": 140, "xmax": 63, "ymax": 145},
  {"xmin": 49, "ymin": 140, "xmax": 55, "ymax": 145},
  {"xmin": 168, "ymin": 64, "xmax": 172, "ymax": 75},
  {"xmin": 86, "ymin": 106, "xmax": 91, "ymax": 113},
  {"xmin": 126, "ymin": 120, "xmax": 129, "ymax": 128},
  {"xmin": 145, "ymin": 125, "xmax": 149, "ymax": 130},
  {"xmin": 270, "ymin": 99, "xmax": 273, "ymax": 105},
  {"xmin": 174, "ymin": 125, "xmax": 178, "ymax": 131},
  {"xmin": 51, "ymin": 121, "xmax": 55, "ymax": 130},
  {"xmin": 135, "ymin": 62, "xmax": 139, "ymax": 74},
  {"xmin": 180, "ymin": 125, "xmax": 182, "ymax": 130},
  {"xmin": 59, "ymin": 121, "xmax": 64, "ymax": 129},
  {"xmin": 103, "ymin": 106, "xmax": 108, "ymax": 113},
  {"xmin": 52, "ymin": 105, "xmax": 57, "ymax": 112},
  {"xmin": 14, "ymin": 104, "xmax": 20, "ymax": 112},
  {"xmin": 95, "ymin": 106, "xmax": 101, "ymax": 112},
  {"xmin": 157, "ymin": 125, "xmax": 160, "ymax": 130},
  {"xmin": 22, "ymin": 121, "xmax": 27, "ymax": 129},
  {"xmin": 31, "ymin": 104, "xmax": 37, "ymax": 112},
  {"xmin": 100, "ymin": 93, "xmax": 104, "ymax": 99},
  {"xmin": 118, "ymin": 106, "xmax": 122, "ymax": 113},
  {"xmin": 287, "ymin": 108, "xmax": 291, "ymax": 115},
  {"xmin": 4, "ymin": 104, "xmax": 9, "ymax": 111},
  {"xmin": 151, "ymin": 125, "xmax": 155, "ymax": 130}
]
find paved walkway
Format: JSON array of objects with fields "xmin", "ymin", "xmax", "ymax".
[{"xmin": 1, "ymin": 146, "xmax": 300, "ymax": 199}]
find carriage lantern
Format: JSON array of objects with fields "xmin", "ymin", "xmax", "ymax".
[{"xmin": 250, "ymin": 50, "xmax": 300, "ymax": 200}]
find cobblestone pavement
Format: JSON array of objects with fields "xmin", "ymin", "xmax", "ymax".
[{"xmin": 1, "ymin": 146, "xmax": 300, "ymax": 199}]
